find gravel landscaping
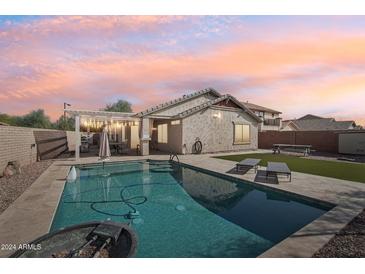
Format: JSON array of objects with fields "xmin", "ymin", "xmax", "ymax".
[
  {"xmin": 0, "ymin": 160, "xmax": 53, "ymax": 214},
  {"xmin": 313, "ymin": 209, "xmax": 365, "ymax": 258}
]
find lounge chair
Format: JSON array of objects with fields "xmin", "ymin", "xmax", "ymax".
[
  {"xmin": 236, "ymin": 158, "xmax": 261, "ymax": 173},
  {"xmin": 266, "ymin": 162, "xmax": 291, "ymax": 182}
]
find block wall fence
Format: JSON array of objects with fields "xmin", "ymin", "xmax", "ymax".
[
  {"xmin": 0, "ymin": 125, "xmax": 75, "ymax": 172},
  {"xmin": 258, "ymin": 130, "xmax": 365, "ymax": 155}
]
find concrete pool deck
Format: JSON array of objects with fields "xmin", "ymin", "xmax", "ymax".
[{"xmin": 0, "ymin": 150, "xmax": 364, "ymax": 257}]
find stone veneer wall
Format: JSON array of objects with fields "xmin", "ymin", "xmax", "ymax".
[
  {"xmin": 0, "ymin": 125, "xmax": 75, "ymax": 172},
  {"xmin": 182, "ymin": 107, "xmax": 259, "ymax": 154}
]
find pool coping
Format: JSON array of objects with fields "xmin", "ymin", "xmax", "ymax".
[
  {"xmin": 0, "ymin": 154, "xmax": 364, "ymax": 258},
  {"xmin": 174, "ymin": 159, "xmax": 364, "ymax": 257},
  {"xmin": 258, "ymin": 202, "xmax": 363, "ymax": 257},
  {"xmin": 175, "ymin": 161, "xmax": 336, "ymax": 210},
  {"xmin": 177, "ymin": 156, "xmax": 365, "ymax": 258},
  {"xmin": 0, "ymin": 161, "xmax": 70, "ymax": 257}
]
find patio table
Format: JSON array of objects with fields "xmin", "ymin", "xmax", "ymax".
[{"xmin": 272, "ymin": 144, "xmax": 312, "ymax": 156}]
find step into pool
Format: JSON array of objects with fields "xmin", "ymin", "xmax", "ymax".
[{"xmin": 51, "ymin": 160, "xmax": 334, "ymax": 258}]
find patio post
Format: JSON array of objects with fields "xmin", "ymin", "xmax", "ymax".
[
  {"xmin": 75, "ymin": 114, "xmax": 80, "ymax": 161},
  {"xmin": 139, "ymin": 118, "xmax": 151, "ymax": 156}
]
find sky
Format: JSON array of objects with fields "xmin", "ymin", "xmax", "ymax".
[{"xmin": 0, "ymin": 16, "xmax": 364, "ymax": 126}]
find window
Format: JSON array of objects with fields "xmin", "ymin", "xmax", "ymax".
[
  {"xmin": 171, "ymin": 120, "xmax": 180, "ymax": 125},
  {"xmin": 255, "ymin": 111, "xmax": 264, "ymax": 118},
  {"xmin": 234, "ymin": 124, "xmax": 250, "ymax": 144},
  {"xmin": 157, "ymin": 124, "xmax": 168, "ymax": 143}
]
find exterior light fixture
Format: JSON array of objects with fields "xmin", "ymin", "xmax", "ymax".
[{"xmin": 213, "ymin": 112, "xmax": 221, "ymax": 119}]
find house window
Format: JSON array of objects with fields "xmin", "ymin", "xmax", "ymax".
[
  {"xmin": 157, "ymin": 124, "xmax": 168, "ymax": 143},
  {"xmin": 171, "ymin": 120, "xmax": 180, "ymax": 125},
  {"xmin": 256, "ymin": 111, "xmax": 264, "ymax": 118},
  {"xmin": 234, "ymin": 124, "xmax": 250, "ymax": 144}
]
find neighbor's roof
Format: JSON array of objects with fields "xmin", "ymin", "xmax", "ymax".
[
  {"xmin": 137, "ymin": 87, "xmax": 221, "ymax": 117},
  {"xmin": 284, "ymin": 116, "xmax": 356, "ymax": 131},
  {"xmin": 241, "ymin": 102, "xmax": 281, "ymax": 114},
  {"xmin": 0, "ymin": 121, "xmax": 9, "ymax": 126},
  {"xmin": 174, "ymin": 94, "xmax": 262, "ymax": 122},
  {"xmin": 281, "ymin": 120, "xmax": 300, "ymax": 130},
  {"xmin": 297, "ymin": 114, "xmax": 325, "ymax": 120}
]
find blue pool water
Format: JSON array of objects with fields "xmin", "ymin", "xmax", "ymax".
[{"xmin": 51, "ymin": 160, "xmax": 333, "ymax": 257}]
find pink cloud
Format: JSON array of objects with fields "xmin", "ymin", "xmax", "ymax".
[{"xmin": 0, "ymin": 16, "xmax": 365, "ymax": 127}]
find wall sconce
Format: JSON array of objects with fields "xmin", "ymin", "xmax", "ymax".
[{"xmin": 213, "ymin": 112, "xmax": 221, "ymax": 119}]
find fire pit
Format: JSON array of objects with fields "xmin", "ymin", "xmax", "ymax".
[{"xmin": 10, "ymin": 221, "xmax": 137, "ymax": 258}]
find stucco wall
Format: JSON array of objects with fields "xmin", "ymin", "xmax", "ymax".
[
  {"xmin": 0, "ymin": 125, "xmax": 75, "ymax": 172},
  {"xmin": 263, "ymin": 112, "xmax": 280, "ymax": 119},
  {"xmin": 153, "ymin": 94, "xmax": 217, "ymax": 117},
  {"xmin": 182, "ymin": 107, "xmax": 258, "ymax": 154},
  {"xmin": 152, "ymin": 120, "xmax": 182, "ymax": 153}
]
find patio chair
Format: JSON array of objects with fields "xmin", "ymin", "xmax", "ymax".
[
  {"xmin": 266, "ymin": 162, "xmax": 291, "ymax": 182},
  {"xmin": 236, "ymin": 158, "xmax": 261, "ymax": 173}
]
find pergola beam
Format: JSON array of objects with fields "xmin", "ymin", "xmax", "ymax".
[
  {"xmin": 65, "ymin": 109, "xmax": 138, "ymax": 121},
  {"xmin": 65, "ymin": 108, "xmax": 146, "ymax": 160}
]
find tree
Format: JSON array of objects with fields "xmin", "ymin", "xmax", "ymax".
[
  {"xmin": 0, "ymin": 113, "xmax": 17, "ymax": 125},
  {"xmin": 55, "ymin": 115, "xmax": 75, "ymax": 130},
  {"xmin": 20, "ymin": 109, "xmax": 53, "ymax": 129},
  {"xmin": 103, "ymin": 99, "xmax": 132, "ymax": 112}
]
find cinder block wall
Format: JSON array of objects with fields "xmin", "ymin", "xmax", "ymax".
[{"xmin": 0, "ymin": 125, "xmax": 75, "ymax": 172}]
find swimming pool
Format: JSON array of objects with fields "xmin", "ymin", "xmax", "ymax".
[{"xmin": 51, "ymin": 160, "xmax": 334, "ymax": 257}]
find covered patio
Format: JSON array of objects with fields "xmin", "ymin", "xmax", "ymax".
[{"xmin": 65, "ymin": 109, "xmax": 151, "ymax": 160}]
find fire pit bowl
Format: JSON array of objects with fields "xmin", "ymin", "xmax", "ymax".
[{"xmin": 10, "ymin": 221, "xmax": 137, "ymax": 258}]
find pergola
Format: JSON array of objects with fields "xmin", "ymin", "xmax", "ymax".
[{"xmin": 65, "ymin": 109, "xmax": 151, "ymax": 160}]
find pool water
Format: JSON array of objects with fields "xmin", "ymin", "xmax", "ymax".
[{"xmin": 51, "ymin": 160, "xmax": 333, "ymax": 258}]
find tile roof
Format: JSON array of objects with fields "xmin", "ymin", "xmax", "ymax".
[
  {"xmin": 284, "ymin": 116, "xmax": 356, "ymax": 131},
  {"xmin": 241, "ymin": 102, "xmax": 281, "ymax": 114},
  {"xmin": 173, "ymin": 95, "xmax": 229, "ymax": 118},
  {"xmin": 281, "ymin": 120, "xmax": 300, "ymax": 130},
  {"xmin": 174, "ymin": 94, "xmax": 261, "ymax": 122},
  {"xmin": 297, "ymin": 114, "xmax": 325, "ymax": 120},
  {"xmin": 137, "ymin": 87, "xmax": 221, "ymax": 117},
  {"xmin": 136, "ymin": 87, "xmax": 261, "ymax": 122}
]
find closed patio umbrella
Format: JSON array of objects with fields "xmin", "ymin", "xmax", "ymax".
[{"xmin": 99, "ymin": 126, "xmax": 111, "ymax": 160}]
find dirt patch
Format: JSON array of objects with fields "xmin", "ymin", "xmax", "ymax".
[
  {"xmin": 313, "ymin": 209, "xmax": 365, "ymax": 258},
  {"xmin": 0, "ymin": 160, "xmax": 53, "ymax": 214}
]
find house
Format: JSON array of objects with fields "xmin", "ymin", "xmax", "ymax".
[
  {"xmin": 136, "ymin": 88, "xmax": 261, "ymax": 155},
  {"xmin": 281, "ymin": 114, "xmax": 359, "ymax": 131},
  {"xmin": 67, "ymin": 88, "xmax": 262, "ymax": 158},
  {"xmin": 241, "ymin": 102, "xmax": 282, "ymax": 131}
]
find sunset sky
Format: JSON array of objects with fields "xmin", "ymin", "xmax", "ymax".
[{"xmin": 0, "ymin": 16, "xmax": 364, "ymax": 125}]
